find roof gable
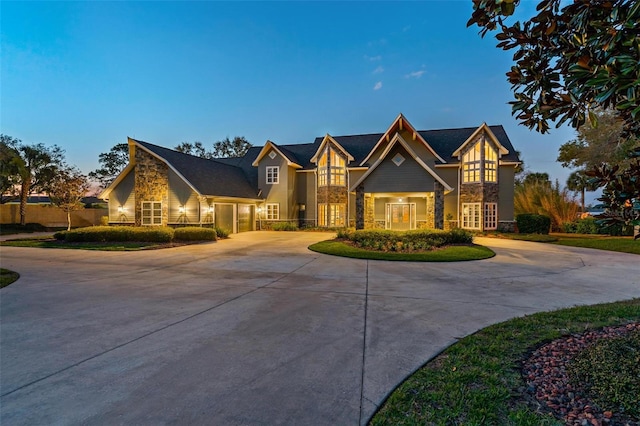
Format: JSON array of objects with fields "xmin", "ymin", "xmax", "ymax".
[
  {"xmin": 360, "ymin": 113, "xmax": 446, "ymax": 166},
  {"xmin": 251, "ymin": 140, "xmax": 302, "ymax": 168},
  {"xmin": 451, "ymin": 123, "xmax": 509, "ymax": 158},
  {"xmin": 310, "ymin": 134, "xmax": 355, "ymax": 164},
  {"xmin": 350, "ymin": 132, "xmax": 453, "ymax": 192}
]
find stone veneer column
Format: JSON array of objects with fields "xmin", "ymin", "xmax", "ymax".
[
  {"xmin": 355, "ymin": 185, "xmax": 365, "ymax": 229},
  {"xmin": 134, "ymin": 149, "xmax": 169, "ymax": 226},
  {"xmin": 434, "ymin": 181, "xmax": 444, "ymax": 230}
]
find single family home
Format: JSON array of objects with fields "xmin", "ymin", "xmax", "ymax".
[{"xmin": 100, "ymin": 114, "xmax": 521, "ymax": 233}]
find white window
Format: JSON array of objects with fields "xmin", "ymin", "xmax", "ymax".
[
  {"xmin": 318, "ymin": 147, "xmax": 346, "ymax": 187},
  {"xmin": 462, "ymin": 141, "xmax": 481, "ymax": 183},
  {"xmin": 484, "ymin": 203, "xmax": 498, "ymax": 230},
  {"xmin": 266, "ymin": 203, "xmax": 279, "ymax": 220},
  {"xmin": 318, "ymin": 203, "xmax": 345, "ymax": 227},
  {"xmin": 485, "ymin": 144, "xmax": 497, "ymax": 182},
  {"xmin": 462, "ymin": 203, "xmax": 481, "ymax": 230},
  {"xmin": 142, "ymin": 201, "xmax": 162, "ymax": 226},
  {"xmin": 266, "ymin": 166, "xmax": 279, "ymax": 184}
]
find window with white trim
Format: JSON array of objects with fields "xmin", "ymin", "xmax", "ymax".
[
  {"xmin": 266, "ymin": 166, "xmax": 279, "ymax": 184},
  {"xmin": 318, "ymin": 147, "xmax": 346, "ymax": 187},
  {"xmin": 266, "ymin": 203, "xmax": 279, "ymax": 220},
  {"xmin": 484, "ymin": 203, "xmax": 498, "ymax": 230},
  {"xmin": 462, "ymin": 141, "xmax": 481, "ymax": 183},
  {"xmin": 484, "ymin": 143, "xmax": 497, "ymax": 182},
  {"xmin": 461, "ymin": 203, "xmax": 481, "ymax": 230},
  {"xmin": 141, "ymin": 201, "xmax": 162, "ymax": 225},
  {"xmin": 318, "ymin": 203, "xmax": 345, "ymax": 227}
]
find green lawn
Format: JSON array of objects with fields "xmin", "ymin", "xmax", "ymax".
[
  {"xmin": 0, "ymin": 238, "xmax": 168, "ymax": 251},
  {"xmin": 0, "ymin": 268, "xmax": 20, "ymax": 288},
  {"xmin": 309, "ymin": 240, "xmax": 495, "ymax": 261},
  {"xmin": 482, "ymin": 232, "xmax": 639, "ymax": 255},
  {"xmin": 370, "ymin": 299, "xmax": 640, "ymax": 426}
]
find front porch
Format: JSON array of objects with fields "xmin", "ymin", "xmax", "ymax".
[{"xmin": 357, "ymin": 188, "xmax": 444, "ymax": 230}]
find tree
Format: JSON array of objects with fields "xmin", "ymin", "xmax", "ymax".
[
  {"xmin": 16, "ymin": 143, "xmax": 65, "ymax": 226},
  {"xmin": 468, "ymin": 0, "xmax": 640, "ymax": 236},
  {"xmin": 212, "ymin": 136, "xmax": 252, "ymax": 158},
  {"xmin": 557, "ymin": 110, "xmax": 637, "ymax": 170},
  {"xmin": 514, "ymin": 176, "xmax": 579, "ymax": 231},
  {"xmin": 566, "ymin": 170, "xmax": 598, "ymax": 212},
  {"xmin": 0, "ymin": 135, "xmax": 25, "ymax": 204},
  {"xmin": 47, "ymin": 167, "xmax": 90, "ymax": 231},
  {"xmin": 89, "ymin": 143, "xmax": 129, "ymax": 191},
  {"xmin": 518, "ymin": 172, "xmax": 550, "ymax": 187},
  {"xmin": 468, "ymin": 0, "xmax": 640, "ymax": 136},
  {"xmin": 174, "ymin": 141, "xmax": 213, "ymax": 159}
]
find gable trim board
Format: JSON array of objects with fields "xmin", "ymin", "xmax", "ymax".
[
  {"xmin": 349, "ymin": 132, "xmax": 453, "ymax": 192},
  {"xmin": 102, "ymin": 114, "xmax": 520, "ymax": 232}
]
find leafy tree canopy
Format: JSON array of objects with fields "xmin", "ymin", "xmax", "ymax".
[
  {"xmin": 174, "ymin": 141, "xmax": 214, "ymax": 159},
  {"xmin": 468, "ymin": 0, "xmax": 640, "ymax": 136},
  {"xmin": 557, "ymin": 109, "xmax": 638, "ymax": 170},
  {"xmin": 0, "ymin": 135, "xmax": 25, "ymax": 203},
  {"xmin": 212, "ymin": 136, "xmax": 252, "ymax": 158},
  {"xmin": 89, "ymin": 143, "xmax": 129, "ymax": 190},
  {"xmin": 47, "ymin": 167, "xmax": 90, "ymax": 231}
]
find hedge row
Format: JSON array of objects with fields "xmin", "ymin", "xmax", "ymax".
[
  {"xmin": 54, "ymin": 226, "xmax": 218, "ymax": 242},
  {"xmin": 336, "ymin": 228, "xmax": 473, "ymax": 252},
  {"xmin": 516, "ymin": 214, "xmax": 551, "ymax": 234}
]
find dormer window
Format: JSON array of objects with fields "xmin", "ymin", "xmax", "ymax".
[{"xmin": 318, "ymin": 147, "xmax": 346, "ymax": 187}]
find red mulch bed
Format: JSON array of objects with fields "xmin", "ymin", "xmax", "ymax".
[{"xmin": 521, "ymin": 323, "xmax": 640, "ymax": 426}]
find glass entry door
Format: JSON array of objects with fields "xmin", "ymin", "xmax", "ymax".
[{"xmin": 386, "ymin": 203, "xmax": 415, "ymax": 230}]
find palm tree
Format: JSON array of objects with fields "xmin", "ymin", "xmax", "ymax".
[{"xmin": 566, "ymin": 169, "xmax": 598, "ymax": 212}]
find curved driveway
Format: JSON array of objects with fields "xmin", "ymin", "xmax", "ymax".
[{"xmin": 1, "ymin": 232, "xmax": 639, "ymax": 425}]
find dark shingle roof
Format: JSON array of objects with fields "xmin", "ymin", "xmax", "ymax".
[{"xmin": 135, "ymin": 140, "xmax": 260, "ymax": 199}]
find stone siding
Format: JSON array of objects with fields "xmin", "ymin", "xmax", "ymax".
[
  {"xmin": 134, "ymin": 148, "xmax": 169, "ymax": 226},
  {"xmin": 434, "ymin": 182, "xmax": 444, "ymax": 230}
]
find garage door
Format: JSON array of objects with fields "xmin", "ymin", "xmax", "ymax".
[
  {"xmin": 215, "ymin": 204, "xmax": 234, "ymax": 234},
  {"xmin": 238, "ymin": 204, "xmax": 254, "ymax": 232}
]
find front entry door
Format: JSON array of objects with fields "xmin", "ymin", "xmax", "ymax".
[{"xmin": 386, "ymin": 203, "xmax": 414, "ymax": 230}]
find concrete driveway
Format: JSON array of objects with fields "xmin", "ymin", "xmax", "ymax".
[{"xmin": 1, "ymin": 232, "xmax": 638, "ymax": 425}]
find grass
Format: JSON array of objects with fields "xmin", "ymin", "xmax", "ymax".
[
  {"xmin": 0, "ymin": 268, "xmax": 20, "ymax": 288},
  {"xmin": 0, "ymin": 237, "xmax": 172, "ymax": 251},
  {"xmin": 370, "ymin": 299, "xmax": 640, "ymax": 426},
  {"xmin": 309, "ymin": 240, "xmax": 495, "ymax": 261},
  {"xmin": 482, "ymin": 232, "xmax": 639, "ymax": 254}
]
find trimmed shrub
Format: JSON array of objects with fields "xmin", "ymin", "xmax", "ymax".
[
  {"xmin": 337, "ymin": 228, "xmax": 473, "ymax": 252},
  {"xmin": 215, "ymin": 227, "xmax": 229, "ymax": 239},
  {"xmin": 173, "ymin": 227, "xmax": 217, "ymax": 241},
  {"xmin": 516, "ymin": 214, "xmax": 551, "ymax": 234},
  {"xmin": 100, "ymin": 216, "xmax": 109, "ymax": 226},
  {"xmin": 271, "ymin": 221, "xmax": 298, "ymax": 231},
  {"xmin": 63, "ymin": 226, "xmax": 174, "ymax": 242},
  {"xmin": 53, "ymin": 230, "xmax": 67, "ymax": 240}
]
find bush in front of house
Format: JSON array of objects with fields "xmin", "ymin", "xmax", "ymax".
[
  {"xmin": 516, "ymin": 213, "xmax": 551, "ymax": 234},
  {"xmin": 60, "ymin": 226, "xmax": 175, "ymax": 243},
  {"xmin": 563, "ymin": 216, "xmax": 600, "ymax": 234},
  {"xmin": 336, "ymin": 228, "xmax": 473, "ymax": 252},
  {"xmin": 173, "ymin": 227, "xmax": 217, "ymax": 241},
  {"xmin": 271, "ymin": 221, "xmax": 298, "ymax": 231},
  {"xmin": 214, "ymin": 227, "xmax": 229, "ymax": 239}
]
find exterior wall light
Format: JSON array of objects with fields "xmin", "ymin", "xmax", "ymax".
[
  {"xmin": 118, "ymin": 206, "xmax": 124, "ymax": 213},
  {"xmin": 179, "ymin": 206, "xmax": 185, "ymax": 214}
]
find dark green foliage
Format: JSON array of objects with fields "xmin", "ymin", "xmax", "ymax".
[
  {"xmin": 516, "ymin": 214, "xmax": 551, "ymax": 234},
  {"xmin": 214, "ymin": 227, "xmax": 229, "ymax": 239},
  {"xmin": 0, "ymin": 268, "xmax": 20, "ymax": 289},
  {"xmin": 568, "ymin": 330, "xmax": 640, "ymax": 419},
  {"xmin": 173, "ymin": 227, "xmax": 217, "ymax": 241},
  {"xmin": 53, "ymin": 230, "xmax": 67, "ymax": 240},
  {"xmin": 563, "ymin": 217, "xmax": 600, "ymax": 234},
  {"xmin": 270, "ymin": 221, "xmax": 298, "ymax": 231},
  {"xmin": 62, "ymin": 226, "xmax": 174, "ymax": 243},
  {"xmin": 337, "ymin": 229, "xmax": 473, "ymax": 252},
  {"xmin": 0, "ymin": 223, "xmax": 48, "ymax": 235}
]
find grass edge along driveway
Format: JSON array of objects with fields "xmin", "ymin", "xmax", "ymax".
[{"xmin": 369, "ymin": 298, "xmax": 640, "ymax": 426}]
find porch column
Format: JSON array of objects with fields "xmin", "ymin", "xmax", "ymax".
[
  {"xmin": 434, "ymin": 181, "xmax": 444, "ymax": 230},
  {"xmin": 355, "ymin": 184, "xmax": 365, "ymax": 230}
]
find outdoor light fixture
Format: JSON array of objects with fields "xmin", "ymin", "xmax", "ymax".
[
  {"xmin": 299, "ymin": 203, "xmax": 306, "ymax": 211},
  {"xmin": 257, "ymin": 207, "xmax": 263, "ymax": 213},
  {"xmin": 179, "ymin": 205, "xmax": 185, "ymax": 214},
  {"xmin": 399, "ymin": 198, "xmax": 403, "ymax": 202},
  {"xmin": 118, "ymin": 206, "xmax": 124, "ymax": 213},
  {"xmin": 208, "ymin": 205, "xmax": 214, "ymax": 213}
]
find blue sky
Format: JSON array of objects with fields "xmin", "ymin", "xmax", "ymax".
[{"xmin": 2, "ymin": 1, "xmax": 583, "ymax": 198}]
